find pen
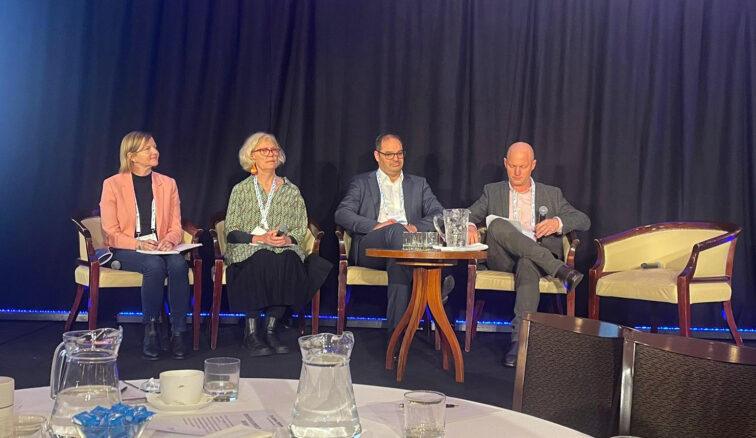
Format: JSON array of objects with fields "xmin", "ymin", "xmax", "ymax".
[{"xmin": 399, "ymin": 403, "xmax": 457, "ymax": 408}]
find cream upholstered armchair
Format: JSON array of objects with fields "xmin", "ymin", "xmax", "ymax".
[
  {"xmin": 335, "ymin": 226, "xmax": 389, "ymax": 334},
  {"xmin": 465, "ymin": 227, "xmax": 580, "ymax": 352},
  {"xmin": 208, "ymin": 212, "xmax": 323, "ymax": 350},
  {"xmin": 67, "ymin": 212, "xmax": 203, "ymax": 350},
  {"xmin": 589, "ymin": 221, "xmax": 743, "ymax": 345}
]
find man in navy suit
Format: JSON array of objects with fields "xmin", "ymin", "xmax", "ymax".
[{"xmin": 335, "ymin": 134, "xmax": 445, "ymax": 331}]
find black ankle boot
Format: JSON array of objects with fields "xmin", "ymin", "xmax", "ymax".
[
  {"xmin": 142, "ymin": 319, "xmax": 160, "ymax": 360},
  {"xmin": 265, "ymin": 315, "xmax": 289, "ymax": 354},
  {"xmin": 243, "ymin": 316, "xmax": 273, "ymax": 357},
  {"xmin": 170, "ymin": 331, "xmax": 188, "ymax": 359},
  {"xmin": 157, "ymin": 315, "xmax": 171, "ymax": 352},
  {"xmin": 555, "ymin": 265, "xmax": 584, "ymax": 291}
]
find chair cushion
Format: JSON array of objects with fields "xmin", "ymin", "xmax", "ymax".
[
  {"xmin": 346, "ymin": 266, "xmax": 388, "ymax": 286},
  {"xmin": 596, "ymin": 269, "xmax": 731, "ymax": 304},
  {"xmin": 475, "ymin": 270, "xmax": 567, "ymax": 294},
  {"xmin": 75, "ymin": 266, "xmax": 195, "ymax": 287}
]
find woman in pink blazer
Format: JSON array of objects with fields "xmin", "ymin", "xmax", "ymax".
[{"xmin": 100, "ymin": 131, "xmax": 189, "ymax": 360}]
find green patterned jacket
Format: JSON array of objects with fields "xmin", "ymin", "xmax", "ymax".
[{"xmin": 224, "ymin": 176, "xmax": 307, "ymax": 264}]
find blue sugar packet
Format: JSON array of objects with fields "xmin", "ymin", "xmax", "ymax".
[{"xmin": 73, "ymin": 403, "xmax": 155, "ymax": 436}]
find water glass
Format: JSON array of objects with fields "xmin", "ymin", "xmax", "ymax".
[
  {"xmin": 424, "ymin": 232, "xmax": 441, "ymax": 249},
  {"xmin": 402, "ymin": 232, "xmax": 415, "ymax": 250},
  {"xmin": 13, "ymin": 415, "xmax": 48, "ymax": 438},
  {"xmin": 203, "ymin": 357, "xmax": 240, "ymax": 402},
  {"xmin": 403, "ymin": 390, "xmax": 446, "ymax": 438}
]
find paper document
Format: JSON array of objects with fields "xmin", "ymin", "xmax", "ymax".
[
  {"xmin": 137, "ymin": 242, "xmax": 202, "ymax": 255},
  {"xmin": 485, "ymin": 215, "xmax": 536, "ymax": 241},
  {"xmin": 148, "ymin": 410, "xmax": 285, "ymax": 436},
  {"xmin": 485, "ymin": 215, "xmax": 521, "ymax": 231}
]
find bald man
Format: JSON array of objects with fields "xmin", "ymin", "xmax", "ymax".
[{"xmin": 467, "ymin": 142, "xmax": 590, "ymax": 367}]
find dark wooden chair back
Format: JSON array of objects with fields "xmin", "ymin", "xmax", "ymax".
[
  {"xmin": 620, "ymin": 329, "xmax": 756, "ymax": 438},
  {"xmin": 514, "ymin": 312, "xmax": 626, "ymax": 438}
]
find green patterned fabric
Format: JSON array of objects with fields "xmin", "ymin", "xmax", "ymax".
[{"xmin": 224, "ymin": 176, "xmax": 308, "ymax": 264}]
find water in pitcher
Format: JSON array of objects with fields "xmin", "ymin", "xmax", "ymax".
[
  {"xmin": 290, "ymin": 333, "xmax": 361, "ymax": 438},
  {"xmin": 48, "ymin": 385, "xmax": 121, "ymax": 437}
]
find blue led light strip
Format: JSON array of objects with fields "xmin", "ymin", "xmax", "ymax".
[{"xmin": 1, "ymin": 309, "xmax": 755, "ymax": 333}]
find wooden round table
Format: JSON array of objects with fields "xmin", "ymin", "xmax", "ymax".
[{"xmin": 365, "ymin": 248, "xmax": 487, "ymax": 383}]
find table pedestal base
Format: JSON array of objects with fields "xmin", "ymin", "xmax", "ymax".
[{"xmin": 385, "ymin": 265, "xmax": 464, "ymax": 383}]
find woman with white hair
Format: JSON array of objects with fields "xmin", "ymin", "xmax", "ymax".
[
  {"xmin": 100, "ymin": 131, "xmax": 190, "ymax": 360},
  {"xmin": 224, "ymin": 132, "xmax": 331, "ymax": 356}
]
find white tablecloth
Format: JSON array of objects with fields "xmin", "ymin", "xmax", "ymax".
[{"xmin": 14, "ymin": 378, "xmax": 591, "ymax": 437}]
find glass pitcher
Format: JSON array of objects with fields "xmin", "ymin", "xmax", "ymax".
[
  {"xmin": 290, "ymin": 331, "xmax": 361, "ymax": 438},
  {"xmin": 433, "ymin": 208, "xmax": 470, "ymax": 248},
  {"xmin": 48, "ymin": 328, "xmax": 122, "ymax": 437}
]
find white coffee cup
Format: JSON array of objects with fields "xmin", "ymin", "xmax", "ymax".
[{"xmin": 159, "ymin": 370, "xmax": 204, "ymax": 405}]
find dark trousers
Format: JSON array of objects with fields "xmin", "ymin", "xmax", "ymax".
[
  {"xmin": 355, "ymin": 223, "xmax": 413, "ymax": 330},
  {"xmin": 112, "ymin": 249, "xmax": 190, "ymax": 332},
  {"xmin": 485, "ymin": 219, "xmax": 564, "ymax": 337}
]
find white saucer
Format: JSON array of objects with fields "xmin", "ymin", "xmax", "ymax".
[
  {"xmin": 432, "ymin": 243, "xmax": 488, "ymax": 251},
  {"xmin": 146, "ymin": 392, "xmax": 214, "ymax": 412}
]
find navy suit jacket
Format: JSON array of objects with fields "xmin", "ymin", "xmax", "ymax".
[{"xmin": 335, "ymin": 171, "xmax": 444, "ymax": 261}]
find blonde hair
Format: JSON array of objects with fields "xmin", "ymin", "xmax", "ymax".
[
  {"xmin": 119, "ymin": 131, "xmax": 153, "ymax": 173},
  {"xmin": 238, "ymin": 132, "xmax": 287, "ymax": 172}
]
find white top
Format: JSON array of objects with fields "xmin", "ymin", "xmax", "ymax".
[
  {"xmin": 376, "ymin": 169, "xmax": 407, "ymax": 224},
  {"xmin": 14, "ymin": 378, "xmax": 591, "ymax": 438}
]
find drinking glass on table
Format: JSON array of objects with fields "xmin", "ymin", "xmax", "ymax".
[
  {"xmin": 203, "ymin": 357, "xmax": 241, "ymax": 402},
  {"xmin": 403, "ymin": 390, "xmax": 446, "ymax": 438}
]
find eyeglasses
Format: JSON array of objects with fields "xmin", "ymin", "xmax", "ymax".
[
  {"xmin": 376, "ymin": 150, "xmax": 406, "ymax": 159},
  {"xmin": 254, "ymin": 148, "xmax": 281, "ymax": 156}
]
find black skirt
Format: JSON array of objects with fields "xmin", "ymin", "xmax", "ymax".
[{"xmin": 226, "ymin": 249, "xmax": 332, "ymax": 313}]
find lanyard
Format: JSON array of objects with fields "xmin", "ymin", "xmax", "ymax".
[
  {"xmin": 135, "ymin": 198, "xmax": 156, "ymax": 237},
  {"xmin": 376, "ymin": 171, "xmax": 406, "ymax": 223},
  {"xmin": 253, "ymin": 175, "xmax": 277, "ymax": 230},
  {"xmin": 511, "ymin": 178, "xmax": 536, "ymax": 232}
]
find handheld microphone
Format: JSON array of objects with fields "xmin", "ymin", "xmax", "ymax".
[
  {"xmin": 538, "ymin": 206, "xmax": 548, "ymax": 223},
  {"xmin": 537, "ymin": 206, "xmax": 548, "ymax": 243},
  {"xmin": 276, "ymin": 222, "xmax": 289, "ymax": 237}
]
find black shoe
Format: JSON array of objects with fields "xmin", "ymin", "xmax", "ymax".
[
  {"xmin": 265, "ymin": 315, "xmax": 290, "ymax": 354},
  {"xmin": 243, "ymin": 316, "xmax": 273, "ymax": 357},
  {"xmin": 142, "ymin": 320, "xmax": 161, "ymax": 360},
  {"xmin": 503, "ymin": 340, "xmax": 519, "ymax": 367},
  {"xmin": 555, "ymin": 265, "xmax": 584, "ymax": 291},
  {"xmin": 170, "ymin": 331, "xmax": 188, "ymax": 359},
  {"xmin": 441, "ymin": 275, "xmax": 455, "ymax": 304}
]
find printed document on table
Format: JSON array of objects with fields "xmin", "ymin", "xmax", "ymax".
[
  {"xmin": 136, "ymin": 242, "xmax": 202, "ymax": 255},
  {"xmin": 148, "ymin": 410, "xmax": 285, "ymax": 436}
]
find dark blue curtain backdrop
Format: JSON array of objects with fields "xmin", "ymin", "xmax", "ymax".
[{"xmin": 1, "ymin": 0, "xmax": 754, "ymax": 329}]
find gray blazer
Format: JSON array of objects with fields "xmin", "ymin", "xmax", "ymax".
[
  {"xmin": 468, "ymin": 180, "xmax": 591, "ymax": 258},
  {"xmin": 335, "ymin": 171, "xmax": 444, "ymax": 261}
]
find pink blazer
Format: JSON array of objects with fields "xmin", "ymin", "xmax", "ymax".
[{"xmin": 99, "ymin": 171, "xmax": 183, "ymax": 250}]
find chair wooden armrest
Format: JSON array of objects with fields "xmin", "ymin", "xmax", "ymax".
[
  {"xmin": 565, "ymin": 231, "xmax": 579, "ymax": 267},
  {"xmin": 71, "ymin": 217, "xmax": 98, "ymax": 265},
  {"xmin": 181, "ymin": 220, "xmax": 203, "ymax": 261},
  {"xmin": 209, "ymin": 211, "xmax": 226, "ymax": 261},
  {"xmin": 680, "ymin": 225, "xmax": 741, "ymax": 281},
  {"xmin": 335, "ymin": 225, "xmax": 348, "ymax": 262},
  {"xmin": 308, "ymin": 219, "xmax": 325, "ymax": 255}
]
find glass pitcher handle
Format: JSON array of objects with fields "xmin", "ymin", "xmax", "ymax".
[
  {"xmin": 432, "ymin": 215, "xmax": 445, "ymax": 242},
  {"xmin": 49, "ymin": 341, "xmax": 66, "ymax": 399}
]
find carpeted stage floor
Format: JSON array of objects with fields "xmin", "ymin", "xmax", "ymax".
[{"xmin": 0, "ymin": 321, "xmax": 514, "ymax": 408}]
